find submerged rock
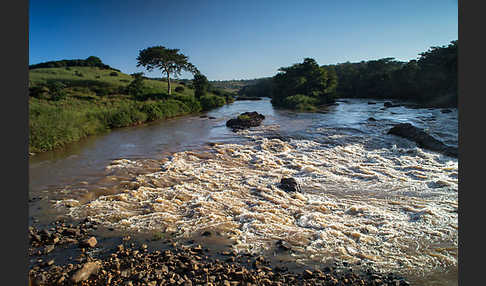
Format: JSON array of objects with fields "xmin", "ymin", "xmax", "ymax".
[
  {"xmin": 384, "ymin": 102, "xmax": 401, "ymax": 108},
  {"xmin": 387, "ymin": 123, "xmax": 458, "ymax": 158},
  {"xmin": 226, "ymin": 112, "xmax": 265, "ymax": 131},
  {"xmin": 275, "ymin": 239, "xmax": 292, "ymax": 252}
]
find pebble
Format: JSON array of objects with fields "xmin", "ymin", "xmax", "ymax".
[
  {"xmin": 80, "ymin": 236, "xmax": 97, "ymax": 248},
  {"xmin": 70, "ymin": 261, "xmax": 101, "ymax": 283}
]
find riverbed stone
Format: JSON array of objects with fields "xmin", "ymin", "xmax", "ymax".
[
  {"xmin": 226, "ymin": 112, "xmax": 265, "ymax": 131},
  {"xmin": 80, "ymin": 236, "xmax": 97, "ymax": 248},
  {"xmin": 387, "ymin": 123, "xmax": 458, "ymax": 157},
  {"xmin": 70, "ymin": 261, "xmax": 101, "ymax": 283}
]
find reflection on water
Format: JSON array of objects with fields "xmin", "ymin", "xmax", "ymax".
[{"xmin": 29, "ymin": 98, "xmax": 458, "ymax": 286}]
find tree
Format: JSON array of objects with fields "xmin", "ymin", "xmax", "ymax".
[
  {"xmin": 136, "ymin": 46, "xmax": 197, "ymax": 95},
  {"xmin": 193, "ymin": 72, "xmax": 209, "ymax": 99},
  {"xmin": 272, "ymin": 58, "xmax": 337, "ymax": 107},
  {"xmin": 85, "ymin": 56, "xmax": 103, "ymax": 66}
]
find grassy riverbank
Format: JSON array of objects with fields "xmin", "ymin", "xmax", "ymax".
[{"xmin": 29, "ymin": 66, "xmax": 232, "ymax": 153}]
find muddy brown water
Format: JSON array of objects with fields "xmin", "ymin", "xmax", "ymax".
[{"xmin": 29, "ymin": 98, "xmax": 458, "ymax": 285}]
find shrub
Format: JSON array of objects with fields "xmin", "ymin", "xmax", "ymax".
[
  {"xmin": 29, "ymin": 85, "xmax": 50, "ymax": 99},
  {"xmin": 126, "ymin": 72, "xmax": 145, "ymax": 100},
  {"xmin": 173, "ymin": 94, "xmax": 202, "ymax": 112},
  {"xmin": 282, "ymin": 94, "xmax": 318, "ymax": 111},
  {"xmin": 90, "ymin": 86, "xmax": 111, "ymax": 97},
  {"xmin": 200, "ymin": 94, "xmax": 226, "ymax": 111},
  {"xmin": 110, "ymin": 71, "xmax": 118, "ymax": 76},
  {"xmin": 237, "ymin": 114, "xmax": 250, "ymax": 121},
  {"xmin": 49, "ymin": 82, "xmax": 68, "ymax": 101},
  {"xmin": 174, "ymin": 86, "xmax": 185, "ymax": 93}
]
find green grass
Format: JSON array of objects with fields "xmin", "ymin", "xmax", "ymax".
[{"xmin": 29, "ymin": 66, "xmax": 226, "ymax": 153}]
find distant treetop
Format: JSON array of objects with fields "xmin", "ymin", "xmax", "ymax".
[{"xmin": 29, "ymin": 56, "xmax": 120, "ymax": 71}]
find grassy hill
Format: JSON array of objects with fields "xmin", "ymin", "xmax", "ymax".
[{"xmin": 29, "ymin": 64, "xmax": 231, "ymax": 154}]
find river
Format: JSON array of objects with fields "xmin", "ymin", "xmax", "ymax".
[{"xmin": 29, "ymin": 98, "xmax": 458, "ymax": 285}]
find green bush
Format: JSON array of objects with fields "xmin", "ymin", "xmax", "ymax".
[
  {"xmin": 49, "ymin": 82, "xmax": 68, "ymax": 101},
  {"xmin": 29, "ymin": 85, "xmax": 50, "ymax": 99},
  {"xmin": 237, "ymin": 114, "xmax": 250, "ymax": 121},
  {"xmin": 173, "ymin": 94, "xmax": 202, "ymax": 112},
  {"xmin": 282, "ymin": 94, "xmax": 318, "ymax": 111},
  {"xmin": 200, "ymin": 94, "xmax": 226, "ymax": 111},
  {"xmin": 110, "ymin": 71, "xmax": 118, "ymax": 76},
  {"xmin": 127, "ymin": 73, "xmax": 146, "ymax": 100},
  {"xmin": 174, "ymin": 86, "xmax": 185, "ymax": 93}
]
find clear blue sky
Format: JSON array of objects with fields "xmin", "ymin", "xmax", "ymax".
[{"xmin": 29, "ymin": 0, "xmax": 457, "ymax": 81}]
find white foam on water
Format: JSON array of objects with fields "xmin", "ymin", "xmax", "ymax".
[{"xmin": 55, "ymin": 126, "xmax": 458, "ymax": 278}]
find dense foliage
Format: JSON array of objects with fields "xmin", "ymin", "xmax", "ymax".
[
  {"xmin": 193, "ymin": 72, "xmax": 210, "ymax": 99},
  {"xmin": 199, "ymin": 94, "xmax": 227, "ymax": 111},
  {"xmin": 236, "ymin": 40, "xmax": 457, "ymax": 109},
  {"xmin": 238, "ymin": 77, "xmax": 274, "ymax": 98},
  {"xmin": 271, "ymin": 58, "xmax": 338, "ymax": 110},
  {"xmin": 328, "ymin": 40, "xmax": 457, "ymax": 107}
]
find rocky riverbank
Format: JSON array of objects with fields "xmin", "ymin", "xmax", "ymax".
[{"xmin": 28, "ymin": 219, "xmax": 411, "ymax": 286}]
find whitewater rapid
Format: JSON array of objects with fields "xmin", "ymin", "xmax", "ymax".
[{"xmin": 54, "ymin": 120, "xmax": 458, "ymax": 278}]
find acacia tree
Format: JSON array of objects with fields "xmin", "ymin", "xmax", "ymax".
[{"xmin": 136, "ymin": 46, "xmax": 197, "ymax": 95}]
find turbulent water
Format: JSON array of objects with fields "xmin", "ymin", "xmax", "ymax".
[{"xmin": 31, "ymin": 98, "xmax": 458, "ymax": 285}]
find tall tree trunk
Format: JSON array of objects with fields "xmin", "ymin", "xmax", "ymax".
[{"xmin": 166, "ymin": 71, "xmax": 171, "ymax": 95}]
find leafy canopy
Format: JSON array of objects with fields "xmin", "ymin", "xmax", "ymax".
[
  {"xmin": 272, "ymin": 58, "xmax": 337, "ymax": 107},
  {"xmin": 136, "ymin": 46, "xmax": 197, "ymax": 76}
]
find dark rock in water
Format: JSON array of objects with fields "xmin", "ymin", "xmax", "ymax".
[
  {"xmin": 367, "ymin": 117, "xmax": 377, "ymax": 121},
  {"xmin": 208, "ymin": 116, "xmax": 216, "ymax": 119},
  {"xmin": 200, "ymin": 115, "xmax": 208, "ymax": 118},
  {"xmin": 384, "ymin": 102, "xmax": 401, "ymax": 108},
  {"xmin": 279, "ymin": 177, "xmax": 301, "ymax": 193},
  {"xmin": 276, "ymin": 239, "xmax": 291, "ymax": 251},
  {"xmin": 368, "ymin": 102, "xmax": 376, "ymax": 105},
  {"xmin": 226, "ymin": 112, "xmax": 265, "ymax": 131},
  {"xmin": 387, "ymin": 123, "xmax": 458, "ymax": 158},
  {"xmin": 441, "ymin": 109, "xmax": 452, "ymax": 113},
  {"xmin": 201, "ymin": 231, "xmax": 212, "ymax": 237}
]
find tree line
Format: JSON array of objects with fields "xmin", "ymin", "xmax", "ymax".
[{"xmin": 239, "ymin": 40, "xmax": 457, "ymax": 109}]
